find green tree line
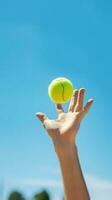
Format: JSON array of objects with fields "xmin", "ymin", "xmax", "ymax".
[{"xmin": 7, "ymin": 190, "xmax": 64, "ymax": 200}]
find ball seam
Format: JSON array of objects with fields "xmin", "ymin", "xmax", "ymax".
[
  {"xmin": 55, "ymin": 79, "xmax": 65, "ymax": 102},
  {"xmin": 59, "ymin": 81, "xmax": 65, "ymax": 102}
]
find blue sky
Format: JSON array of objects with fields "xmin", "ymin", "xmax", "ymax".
[{"xmin": 0, "ymin": 0, "xmax": 112, "ymax": 199}]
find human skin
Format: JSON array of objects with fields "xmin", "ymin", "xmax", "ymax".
[{"xmin": 36, "ymin": 88, "xmax": 94, "ymax": 200}]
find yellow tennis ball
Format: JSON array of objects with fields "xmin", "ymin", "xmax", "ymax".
[{"xmin": 48, "ymin": 77, "xmax": 74, "ymax": 104}]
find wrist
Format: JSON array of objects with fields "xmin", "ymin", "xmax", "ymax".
[{"xmin": 53, "ymin": 139, "xmax": 77, "ymax": 158}]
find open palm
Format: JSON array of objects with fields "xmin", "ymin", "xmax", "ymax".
[{"xmin": 36, "ymin": 88, "xmax": 93, "ymax": 148}]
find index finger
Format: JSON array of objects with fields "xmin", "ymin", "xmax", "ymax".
[
  {"xmin": 56, "ymin": 104, "xmax": 64, "ymax": 113},
  {"xmin": 82, "ymin": 99, "xmax": 94, "ymax": 117}
]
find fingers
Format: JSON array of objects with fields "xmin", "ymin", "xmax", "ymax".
[
  {"xmin": 68, "ymin": 89, "xmax": 78, "ymax": 112},
  {"xmin": 36, "ymin": 112, "xmax": 48, "ymax": 123},
  {"xmin": 82, "ymin": 99, "xmax": 94, "ymax": 117},
  {"xmin": 75, "ymin": 88, "xmax": 85, "ymax": 112},
  {"xmin": 56, "ymin": 104, "xmax": 64, "ymax": 113}
]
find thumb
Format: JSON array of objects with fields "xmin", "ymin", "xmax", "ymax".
[{"xmin": 36, "ymin": 112, "xmax": 48, "ymax": 123}]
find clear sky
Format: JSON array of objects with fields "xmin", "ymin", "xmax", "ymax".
[{"xmin": 0, "ymin": 0, "xmax": 112, "ymax": 199}]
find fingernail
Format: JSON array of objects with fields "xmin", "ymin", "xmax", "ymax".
[
  {"xmin": 88, "ymin": 99, "xmax": 94, "ymax": 103},
  {"xmin": 80, "ymin": 88, "xmax": 85, "ymax": 91},
  {"xmin": 73, "ymin": 89, "xmax": 78, "ymax": 94}
]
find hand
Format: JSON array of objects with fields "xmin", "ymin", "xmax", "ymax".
[{"xmin": 36, "ymin": 88, "xmax": 94, "ymax": 154}]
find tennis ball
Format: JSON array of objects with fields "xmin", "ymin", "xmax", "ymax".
[{"xmin": 48, "ymin": 77, "xmax": 74, "ymax": 104}]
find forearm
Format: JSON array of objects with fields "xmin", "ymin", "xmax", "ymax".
[
  {"xmin": 37, "ymin": 87, "xmax": 93, "ymax": 200},
  {"xmin": 55, "ymin": 143, "xmax": 90, "ymax": 200}
]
